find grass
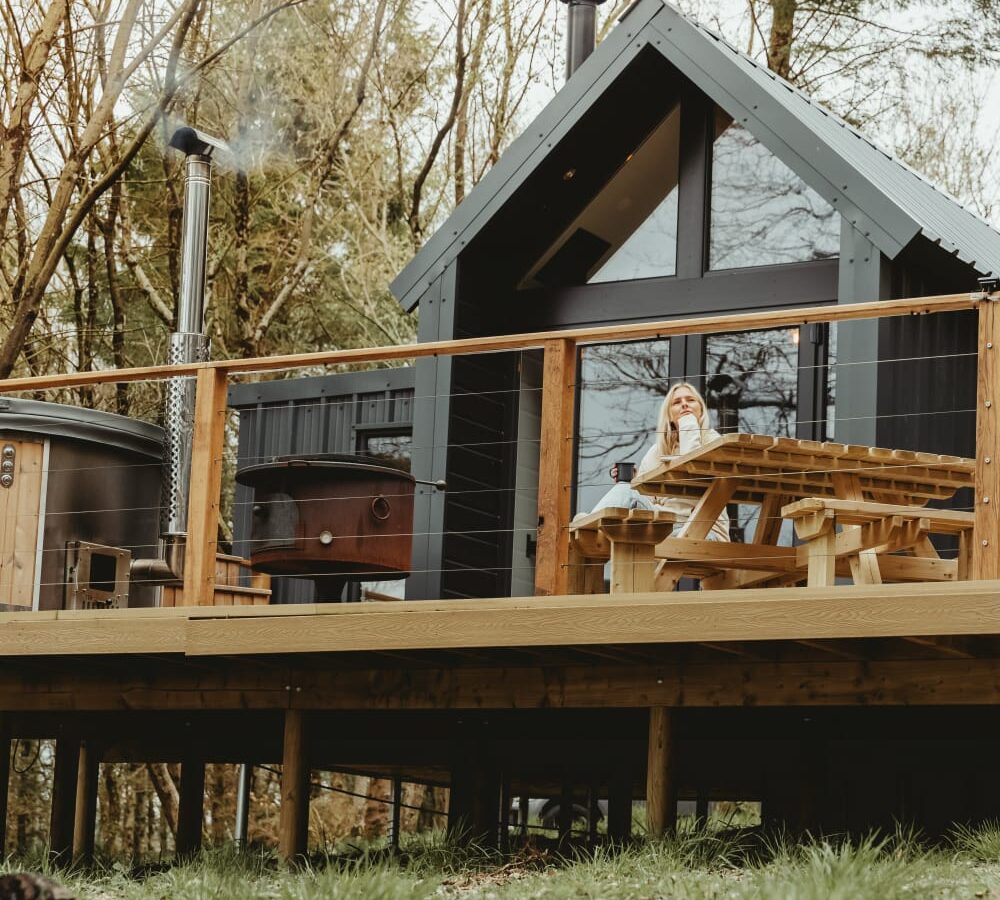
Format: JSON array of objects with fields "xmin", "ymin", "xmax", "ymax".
[{"xmin": 8, "ymin": 823, "xmax": 1000, "ymax": 899}]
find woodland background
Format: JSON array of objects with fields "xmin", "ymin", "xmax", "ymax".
[{"xmin": 2, "ymin": 0, "xmax": 1000, "ymax": 857}]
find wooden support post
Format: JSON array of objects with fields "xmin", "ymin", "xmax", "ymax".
[
  {"xmin": 176, "ymin": 758, "xmax": 206, "ymax": 857},
  {"xmin": 49, "ymin": 736, "xmax": 79, "ymax": 862},
  {"xmin": 519, "ymin": 793, "xmax": 529, "ymax": 838},
  {"xmin": 975, "ymin": 295, "xmax": 1000, "ymax": 579},
  {"xmin": 535, "ymin": 338, "xmax": 576, "ymax": 596},
  {"xmin": 390, "ymin": 776, "xmax": 402, "ymax": 853},
  {"xmin": 558, "ymin": 779, "xmax": 574, "ymax": 849},
  {"xmin": 696, "ymin": 791, "xmax": 709, "ymax": 824},
  {"xmin": 0, "ymin": 716, "xmax": 9, "ymax": 854},
  {"xmin": 448, "ymin": 755, "xmax": 473, "ymax": 840},
  {"xmin": 279, "ymin": 710, "xmax": 309, "ymax": 863},
  {"xmin": 499, "ymin": 771, "xmax": 511, "ymax": 852},
  {"xmin": 646, "ymin": 706, "xmax": 677, "ymax": 838},
  {"xmin": 72, "ymin": 740, "xmax": 99, "ymax": 863},
  {"xmin": 587, "ymin": 779, "xmax": 600, "ymax": 847},
  {"xmin": 607, "ymin": 765, "xmax": 632, "ymax": 843},
  {"xmin": 182, "ymin": 366, "xmax": 229, "ymax": 606}
]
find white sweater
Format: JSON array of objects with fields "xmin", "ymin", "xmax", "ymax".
[{"xmin": 636, "ymin": 413, "xmax": 730, "ymax": 542}]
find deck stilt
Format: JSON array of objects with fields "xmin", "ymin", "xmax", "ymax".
[
  {"xmin": 0, "ymin": 716, "xmax": 9, "ymax": 853},
  {"xmin": 176, "ymin": 758, "xmax": 206, "ymax": 856},
  {"xmin": 49, "ymin": 735, "xmax": 79, "ymax": 861},
  {"xmin": 279, "ymin": 710, "xmax": 309, "ymax": 863},
  {"xmin": 72, "ymin": 740, "xmax": 99, "ymax": 862},
  {"xmin": 607, "ymin": 765, "xmax": 632, "ymax": 842},
  {"xmin": 646, "ymin": 706, "xmax": 677, "ymax": 837}
]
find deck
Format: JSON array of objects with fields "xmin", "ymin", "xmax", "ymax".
[{"xmin": 2, "ymin": 288, "xmax": 1000, "ymax": 857}]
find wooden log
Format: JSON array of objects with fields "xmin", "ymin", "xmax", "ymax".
[
  {"xmin": 975, "ymin": 296, "xmax": 1000, "ymax": 579},
  {"xmin": 176, "ymin": 759, "xmax": 206, "ymax": 857},
  {"xmin": 646, "ymin": 707, "xmax": 677, "ymax": 837},
  {"xmin": 49, "ymin": 736, "xmax": 79, "ymax": 862},
  {"xmin": 182, "ymin": 367, "xmax": 229, "ymax": 606},
  {"xmin": 72, "ymin": 740, "xmax": 99, "ymax": 862},
  {"xmin": 279, "ymin": 709, "xmax": 309, "ymax": 863},
  {"xmin": 535, "ymin": 339, "xmax": 576, "ymax": 596}
]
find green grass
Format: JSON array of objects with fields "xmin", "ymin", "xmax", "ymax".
[{"xmin": 8, "ymin": 824, "xmax": 1000, "ymax": 899}]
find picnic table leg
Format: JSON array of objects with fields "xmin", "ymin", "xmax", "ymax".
[
  {"xmin": 567, "ymin": 543, "xmax": 604, "ymax": 594},
  {"xmin": 753, "ymin": 494, "xmax": 785, "ymax": 545},
  {"xmin": 611, "ymin": 541, "xmax": 656, "ymax": 594},
  {"xmin": 655, "ymin": 480, "xmax": 738, "ymax": 591},
  {"xmin": 794, "ymin": 510, "xmax": 837, "ymax": 587},
  {"xmin": 958, "ymin": 529, "xmax": 973, "ymax": 581},
  {"xmin": 831, "ymin": 473, "xmax": 883, "ymax": 585}
]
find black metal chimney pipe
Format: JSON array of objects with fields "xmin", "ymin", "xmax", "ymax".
[{"xmin": 558, "ymin": 0, "xmax": 607, "ymax": 79}]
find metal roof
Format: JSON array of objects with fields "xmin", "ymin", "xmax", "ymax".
[{"xmin": 391, "ymin": 0, "xmax": 1000, "ymax": 311}]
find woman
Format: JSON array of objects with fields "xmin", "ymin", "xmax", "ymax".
[{"xmin": 590, "ymin": 382, "xmax": 730, "ymax": 542}]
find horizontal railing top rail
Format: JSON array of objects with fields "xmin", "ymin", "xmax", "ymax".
[{"xmin": 0, "ymin": 291, "xmax": 987, "ymax": 393}]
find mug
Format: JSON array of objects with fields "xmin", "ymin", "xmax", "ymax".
[{"xmin": 611, "ymin": 461, "xmax": 636, "ymax": 482}]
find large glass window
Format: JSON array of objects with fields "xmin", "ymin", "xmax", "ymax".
[
  {"xmin": 710, "ymin": 110, "xmax": 839, "ymax": 270},
  {"xmin": 526, "ymin": 106, "xmax": 680, "ymax": 288},
  {"xmin": 575, "ymin": 338, "xmax": 671, "ymax": 514},
  {"xmin": 704, "ymin": 327, "xmax": 800, "ymax": 541}
]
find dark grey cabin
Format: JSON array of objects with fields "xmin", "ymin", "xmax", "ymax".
[
  {"xmin": 233, "ymin": 0, "xmax": 1000, "ymax": 603},
  {"xmin": 390, "ymin": 0, "xmax": 1000, "ymax": 600}
]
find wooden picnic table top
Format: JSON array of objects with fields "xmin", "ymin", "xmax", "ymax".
[{"xmin": 634, "ymin": 433, "xmax": 974, "ymax": 505}]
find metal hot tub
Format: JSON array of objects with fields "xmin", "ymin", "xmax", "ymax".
[{"xmin": 236, "ymin": 454, "xmax": 415, "ymax": 600}]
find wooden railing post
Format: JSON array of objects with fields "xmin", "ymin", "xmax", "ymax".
[
  {"xmin": 974, "ymin": 293, "xmax": 1000, "ymax": 580},
  {"xmin": 534, "ymin": 338, "xmax": 576, "ymax": 596},
  {"xmin": 182, "ymin": 366, "xmax": 229, "ymax": 605}
]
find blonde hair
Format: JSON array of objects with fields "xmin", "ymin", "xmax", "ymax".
[{"xmin": 655, "ymin": 382, "xmax": 712, "ymax": 456}]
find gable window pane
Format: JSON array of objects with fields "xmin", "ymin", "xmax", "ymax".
[
  {"xmin": 710, "ymin": 110, "xmax": 839, "ymax": 270},
  {"xmin": 575, "ymin": 339, "xmax": 671, "ymax": 514},
  {"xmin": 525, "ymin": 105, "xmax": 680, "ymax": 288}
]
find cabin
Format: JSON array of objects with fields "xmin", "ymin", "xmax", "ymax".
[{"xmin": 2, "ymin": 0, "xmax": 1000, "ymax": 863}]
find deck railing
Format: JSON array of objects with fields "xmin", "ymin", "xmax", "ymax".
[{"xmin": 0, "ymin": 288, "xmax": 994, "ymax": 605}]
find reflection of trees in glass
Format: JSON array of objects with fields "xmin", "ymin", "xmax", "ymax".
[
  {"xmin": 704, "ymin": 328, "xmax": 798, "ymax": 437},
  {"xmin": 705, "ymin": 328, "xmax": 799, "ymax": 541},
  {"xmin": 710, "ymin": 118, "xmax": 839, "ymax": 271},
  {"xmin": 575, "ymin": 339, "xmax": 671, "ymax": 514}
]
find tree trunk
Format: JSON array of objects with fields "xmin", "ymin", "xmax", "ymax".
[{"xmin": 767, "ymin": 0, "xmax": 797, "ymax": 80}]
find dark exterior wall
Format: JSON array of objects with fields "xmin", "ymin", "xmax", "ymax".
[
  {"xmin": 229, "ymin": 368, "xmax": 414, "ymax": 603},
  {"xmin": 875, "ymin": 236, "xmax": 981, "ymax": 459}
]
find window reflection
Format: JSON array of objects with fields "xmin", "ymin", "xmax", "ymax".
[
  {"xmin": 575, "ymin": 339, "xmax": 671, "ymax": 514},
  {"xmin": 705, "ymin": 328, "xmax": 799, "ymax": 542},
  {"xmin": 710, "ymin": 110, "xmax": 839, "ymax": 270}
]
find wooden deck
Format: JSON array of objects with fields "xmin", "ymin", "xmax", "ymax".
[
  {"xmin": 0, "ymin": 289, "xmax": 998, "ymax": 856},
  {"xmin": 1, "ymin": 580, "xmax": 999, "ymax": 659}
]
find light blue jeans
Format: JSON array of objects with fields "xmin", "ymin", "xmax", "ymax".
[{"xmin": 587, "ymin": 482, "xmax": 726, "ymax": 541}]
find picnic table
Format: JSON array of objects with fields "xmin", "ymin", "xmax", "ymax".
[{"xmin": 569, "ymin": 434, "xmax": 975, "ymax": 594}]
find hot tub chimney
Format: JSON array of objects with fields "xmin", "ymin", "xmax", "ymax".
[
  {"xmin": 132, "ymin": 126, "xmax": 230, "ymax": 585},
  {"xmin": 558, "ymin": 0, "xmax": 607, "ymax": 79}
]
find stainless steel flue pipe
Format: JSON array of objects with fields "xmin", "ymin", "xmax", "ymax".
[
  {"xmin": 162, "ymin": 151, "xmax": 212, "ymax": 539},
  {"xmin": 132, "ymin": 127, "xmax": 229, "ymax": 585},
  {"xmin": 558, "ymin": 0, "xmax": 607, "ymax": 79}
]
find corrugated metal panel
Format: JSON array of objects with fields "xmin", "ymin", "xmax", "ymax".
[{"xmin": 228, "ymin": 368, "xmax": 415, "ymax": 603}]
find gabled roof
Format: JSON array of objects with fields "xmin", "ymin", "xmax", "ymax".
[{"xmin": 391, "ymin": 0, "xmax": 1000, "ymax": 311}]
